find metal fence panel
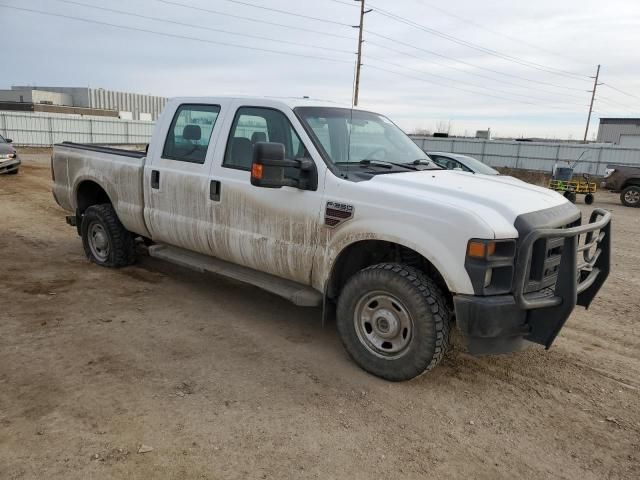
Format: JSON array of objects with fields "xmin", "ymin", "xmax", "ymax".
[
  {"xmin": 410, "ymin": 136, "xmax": 640, "ymax": 175},
  {"xmin": 0, "ymin": 111, "xmax": 155, "ymax": 146}
]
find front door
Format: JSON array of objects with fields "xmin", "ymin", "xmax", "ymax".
[{"xmin": 208, "ymin": 104, "xmax": 326, "ymax": 285}]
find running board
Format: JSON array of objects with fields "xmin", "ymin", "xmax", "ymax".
[{"xmin": 148, "ymin": 244, "xmax": 323, "ymax": 307}]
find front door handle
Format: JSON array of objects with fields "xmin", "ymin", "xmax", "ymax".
[
  {"xmin": 151, "ymin": 170, "xmax": 160, "ymax": 189},
  {"xmin": 210, "ymin": 180, "xmax": 221, "ymax": 201}
]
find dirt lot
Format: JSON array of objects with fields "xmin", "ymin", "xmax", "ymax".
[{"xmin": 1, "ymin": 153, "xmax": 639, "ymax": 479}]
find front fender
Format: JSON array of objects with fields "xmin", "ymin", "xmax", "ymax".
[{"xmin": 312, "ymin": 218, "xmax": 479, "ymax": 295}]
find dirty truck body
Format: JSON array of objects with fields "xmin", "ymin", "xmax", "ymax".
[{"xmin": 52, "ymin": 97, "xmax": 611, "ymax": 381}]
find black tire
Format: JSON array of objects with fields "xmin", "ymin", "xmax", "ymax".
[
  {"xmin": 585, "ymin": 193, "xmax": 594, "ymax": 205},
  {"xmin": 620, "ymin": 186, "xmax": 640, "ymax": 208},
  {"xmin": 336, "ymin": 263, "xmax": 451, "ymax": 381},
  {"xmin": 564, "ymin": 191, "xmax": 576, "ymax": 203},
  {"xmin": 81, "ymin": 203, "xmax": 136, "ymax": 267}
]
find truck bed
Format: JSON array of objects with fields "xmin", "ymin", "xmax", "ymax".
[
  {"xmin": 57, "ymin": 142, "xmax": 147, "ymax": 158},
  {"xmin": 51, "ymin": 141, "xmax": 150, "ymax": 238}
]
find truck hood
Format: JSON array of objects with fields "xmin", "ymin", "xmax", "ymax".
[{"xmin": 368, "ymin": 170, "xmax": 571, "ymax": 234}]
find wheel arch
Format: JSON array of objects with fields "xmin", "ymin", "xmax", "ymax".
[
  {"xmin": 325, "ymin": 239, "xmax": 454, "ymax": 307},
  {"xmin": 75, "ymin": 179, "xmax": 113, "ymax": 213},
  {"xmin": 622, "ymin": 178, "xmax": 640, "ymax": 189}
]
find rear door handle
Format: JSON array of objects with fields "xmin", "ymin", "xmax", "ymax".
[
  {"xmin": 210, "ymin": 180, "xmax": 221, "ymax": 201},
  {"xmin": 151, "ymin": 170, "xmax": 160, "ymax": 189}
]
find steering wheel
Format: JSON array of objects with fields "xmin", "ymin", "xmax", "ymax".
[{"xmin": 363, "ymin": 147, "xmax": 388, "ymax": 160}]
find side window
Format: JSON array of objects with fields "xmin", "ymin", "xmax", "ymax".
[
  {"xmin": 162, "ymin": 104, "xmax": 221, "ymax": 164},
  {"xmin": 223, "ymin": 107, "xmax": 308, "ymax": 170}
]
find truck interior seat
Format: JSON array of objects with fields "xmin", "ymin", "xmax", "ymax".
[
  {"xmin": 231, "ymin": 137, "xmax": 253, "ymax": 168},
  {"xmin": 251, "ymin": 132, "xmax": 267, "ymax": 144}
]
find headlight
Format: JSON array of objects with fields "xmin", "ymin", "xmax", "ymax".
[
  {"xmin": 465, "ymin": 239, "xmax": 516, "ymax": 295},
  {"xmin": 0, "ymin": 153, "xmax": 15, "ymax": 160},
  {"xmin": 604, "ymin": 168, "xmax": 615, "ymax": 178}
]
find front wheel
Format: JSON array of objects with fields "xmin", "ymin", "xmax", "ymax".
[
  {"xmin": 621, "ymin": 186, "xmax": 640, "ymax": 208},
  {"xmin": 336, "ymin": 263, "xmax": 451, "ymax": 381},
  {"xmin": 585, "ymin": 193, "xmax": 594, "ymax": 205},
  {"xmin": 81, "ymin": 204, "xmax": 136, "ymax": 267}
]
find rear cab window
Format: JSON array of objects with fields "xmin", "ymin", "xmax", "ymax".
[{"xmin": 162, "ymin": 104, "xmax": 221, "ymax": 164}]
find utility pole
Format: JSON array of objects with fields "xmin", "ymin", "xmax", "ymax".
[
  {"xmin": 352, "ymin": 0, "xmax": 371, "ymax": 106},
  {"xmin": 583, "ymin": 64, "xmax": 601, "ymax": 142}
]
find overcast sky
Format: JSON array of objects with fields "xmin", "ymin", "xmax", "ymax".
[{"xmin": 2, "ymin": 0, "xmax": 639, "ymax": 138}]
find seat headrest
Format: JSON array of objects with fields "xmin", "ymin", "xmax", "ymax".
[
  {"xmin": 231, "ymin": 137, "xmax": 253, "ymax": 167},
  {"xmin": 183, "ymin": 124, "xmax": 201, "ymax": 141},
  {"xmin": 251, "ymin": 131, "xmax": 267, "ymax": 144}
]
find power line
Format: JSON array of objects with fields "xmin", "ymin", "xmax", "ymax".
[
  {"xmin": 212, "ymin": 0, "xmax": 352, "ymax": 27},
  {"xmin": 595, "ymin": 96, "xmax": 639, "ymax": 115},
  {"xmin": 365, "ymin": 54, "xmax": 589, "ymax": 108},
  {"xmin": 366, "ymin": 30, "xmax": 588, "ymax": 92},
  {"xmin": 365, "ymin": 37, "xmax": 589, "ymax": 102},
  {"xmin": 601, "ymin": 83, "xmax": 640, "ymax": 101},
  {"xmin": 328, "ymin": 0, "xmax": 359, "ymax": 6},
  {"xmin": 0, "ymin": 4, "xmax": 354, "ymax": 65},
  {"xmin": 365, "ymin": 63, "xmax": 588, "ymax": 113},
  {"xmin": 51, "ymin": 0, "xmax": 355, "ymax": 55},
  {"xmin": 154, "ymin": 0, "xmax": 355, "ymax": 41},
  {"xmin": 368, "ymin": 3, "xmax": 591, "ymax": 81},
  {"xmin": 412, "ymin": 0, "xmax": 591, "ymax": 66}
]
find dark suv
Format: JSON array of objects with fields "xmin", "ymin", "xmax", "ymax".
[{"xmin": 602, "ymin": 164, "xmax": 640, "ymax": 207}]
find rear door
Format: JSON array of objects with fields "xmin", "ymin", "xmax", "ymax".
[{"xmin": 143, "ymin": 101, "xmax": 226, "ymax": 254}]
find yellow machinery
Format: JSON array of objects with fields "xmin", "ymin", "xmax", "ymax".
[{"xmin": 548, "ymin": 163, "xmax": 596, "ymax": 205}]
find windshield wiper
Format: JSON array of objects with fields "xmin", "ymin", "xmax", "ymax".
[
  {"xmin": 404, "ymin": 158, "xmax": 441, "ymax": 170},
  {"xmin": 336, "ymin": 160, "xmax": 418, "ymax": 171}
]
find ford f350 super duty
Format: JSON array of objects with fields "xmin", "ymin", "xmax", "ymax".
[{"xmin": 52, "ymin": 97, "xmax": 611, "ymax": 381}]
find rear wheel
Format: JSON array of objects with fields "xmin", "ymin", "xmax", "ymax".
[
  {"xmin": 585, "ymin": 193, "xmax": 594, "ymax": 205},
  {"xmin": 336, "ymin": 263, "xmax": 451, "ymax": 381},
  {"xmin": 81, "ymin": 204, "xmax": 136, "ymax": 267},
  {"xmin": 621, "ymin": 186, "xmax": 640, "ymax": 208}
]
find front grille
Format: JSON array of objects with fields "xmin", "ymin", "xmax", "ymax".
[{"xmin": 524, "ymin": 220, "xmax": 579, "ymax": 294}]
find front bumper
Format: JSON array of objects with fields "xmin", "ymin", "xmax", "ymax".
[
  {"xmin": 455, "ymin": 208, "xmax": 612, "ymax": 355},
  {"xmin": 0, "ymin": 157, "xmax": 20, "ymax": 174}
]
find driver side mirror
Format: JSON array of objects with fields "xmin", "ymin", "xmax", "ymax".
[
  {"xmin": 5, "ymin": 138, "xmax": 13, "ymax": 143},
  {"xmin": 250, "ymin": 142, "xmax": 317, "ymax": 190}
]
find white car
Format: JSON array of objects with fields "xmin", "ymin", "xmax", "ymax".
[
  {"xmin": 51, "ymin": 97, "xmax": 611, "ymax": 381},
  {"xmin": 428, "ymin": 151, "xmax": 500, "ymax": 175}
]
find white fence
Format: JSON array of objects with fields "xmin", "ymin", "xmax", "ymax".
[
  {"xmin": 411, "ymin": 136, "xmax": 640, "ymax": 176},
  {"xmin": 0, "ymin": 111, "xmax": 155, "ymax": 146}
]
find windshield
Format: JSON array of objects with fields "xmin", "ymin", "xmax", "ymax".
[
  {"xmin": 456, "ymin": 155, "xmax": 500, "ymax": 175},
  {"xmin": 295, "ymin": 107, "xmax": 429, "ymax": 166},
  {"xmin": 0, "ymin": 134, "xmax": 6, "ymax": 144}
]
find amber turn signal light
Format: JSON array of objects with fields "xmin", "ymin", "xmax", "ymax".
[
  {"xmin": 467, "ymin": 240, "xmax": 496, "ymax": 258},
  {"xmin": 251, "ymin": 163, "xmax": 263, "ymax": 180}
]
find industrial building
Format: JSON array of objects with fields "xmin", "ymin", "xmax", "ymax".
[
  {"xmin": 0, "ymin": 86, "xmax": 167, "ymax": 120},
  {"xmin": 596, "ymin": 118, "xmax": 640, "ymax": 147}
]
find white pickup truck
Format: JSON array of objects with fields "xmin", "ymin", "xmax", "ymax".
[{"xmin": 52, "ymin": 97, "xmax": 611, "ymax": 381}]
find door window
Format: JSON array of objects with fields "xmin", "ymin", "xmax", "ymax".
[
  {"xmin": 223, "ymin": 107, "xmax": 308, "ymax": 170},
  {"xmin": 162, "ymin": 104, "xmax": 221, "ymax": 164}
]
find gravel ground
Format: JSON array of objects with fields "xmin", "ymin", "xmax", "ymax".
[{"xmin": 0, "ymin": 153, "xmax": 639, "ymax": 479}]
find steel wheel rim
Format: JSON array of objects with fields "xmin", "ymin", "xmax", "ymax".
[
  {"xmin": 354, "ymin": 291, "xmax": 414, "ymax": 359},
  {"xmin": 625, "ymin": 189, "xmax": 640, "ymax": 204},
  {"xmin": 88, "ymin": 222, "xmax": 110, "ymax": 261}
]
